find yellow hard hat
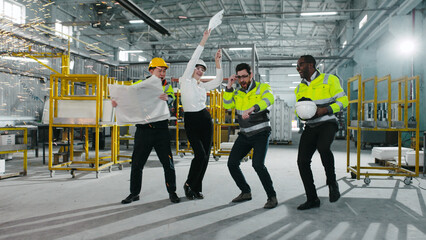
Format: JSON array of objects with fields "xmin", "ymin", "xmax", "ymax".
[{"xmin": 149, "ymin": 57, "xmax": 168, "ymax": 69}]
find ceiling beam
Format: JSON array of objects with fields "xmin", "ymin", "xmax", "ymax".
[{"xmin": 115, "ymin": 0, "xmax": 170, "ymax": 35}]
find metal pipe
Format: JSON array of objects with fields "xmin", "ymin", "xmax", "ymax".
[{"xmin": 115, "ymin": 0, "xmax": 170, "ymax": 36}]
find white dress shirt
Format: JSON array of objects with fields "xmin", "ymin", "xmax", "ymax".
[{"xmin": 179, "ymin": 45, "xmax": 223, "ymax": 112}]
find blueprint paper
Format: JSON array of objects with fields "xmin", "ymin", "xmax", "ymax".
[
  {"xmin": 208, "ymin": 9, "xmax": 224, "ymax": 31},
  {"xmin": 109, "ymin": 75, "xmax": 170, "ymax": 125}
]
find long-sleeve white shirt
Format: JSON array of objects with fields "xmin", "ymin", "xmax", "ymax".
[{"xmin": 179, "ymin": 45, "xmax": 223, "ymax": 112}]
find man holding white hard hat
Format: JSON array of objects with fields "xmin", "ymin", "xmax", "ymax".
[{"xmin": 294, "ymin": 55, "xmax": 348, "ymax": 210}]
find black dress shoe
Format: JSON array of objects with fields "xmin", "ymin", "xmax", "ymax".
[
  {"xmin": 184, "ymin": 184, "xmax": 195, "ymax": 200},
  {"xmin": 329, "ymin": 181, "xmax": 341, "ymax": 202},
  {"xmin": 297, "ymin": 198, "xmax": 320, "ymax": 210},
  {"xmin": 169, "ymin": 192, "xmax": 180, "ymax": 203},
  {"xmin": 194, "ymin": 192, "xmax": 204, "ymax": 199},
  {"xmin": 121, "ymin": 194, "xmax": 140, "ymax": 204}
]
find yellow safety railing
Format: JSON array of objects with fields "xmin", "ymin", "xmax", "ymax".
[
  {"xmin": 48, "ymin": 74, "xmax": 129, "ymax": 178},
  {"xmin": 210, "ymin": 90, "xmax": 253, "ymax": 161},
  {"xmin": 346, "ymin": 74, "xmax": 420, "ymax": 185}
]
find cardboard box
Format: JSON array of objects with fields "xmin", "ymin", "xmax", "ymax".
[{"xmin": 0, "ymin": 134, "xmax": 15, "ymax": 146}]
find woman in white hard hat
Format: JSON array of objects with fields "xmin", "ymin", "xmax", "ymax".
[{"xmin": 179, "ymin": 29, "xmax": 223, "ymax": 200}]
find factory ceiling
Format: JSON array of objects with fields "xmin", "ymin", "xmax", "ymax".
[{"xmin": 1, "ymin": 0, "xmax": 422, "ymax": 71}]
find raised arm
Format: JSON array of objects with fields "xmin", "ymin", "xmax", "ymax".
[
  {"xmin": 201, "ymin": 49, "xmax": 223, "ymax": 90},
  {"xmin": 181, "ymin": 29, "xmax": 211, "ymax": 81}
]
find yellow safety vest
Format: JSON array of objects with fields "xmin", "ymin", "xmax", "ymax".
[
  {"xmin": 223, "ymin": 81, "xmax": 274, "ymax": 136},
  {"xmin": 295, "ymin": 72, "xmax": 348, "ymax": 126}
]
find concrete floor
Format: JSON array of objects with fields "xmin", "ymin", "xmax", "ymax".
[{"xmin": 1, "ymin": 131, "xmax": 426, "ymax": 240}]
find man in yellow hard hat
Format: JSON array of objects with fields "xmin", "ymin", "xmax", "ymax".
[
  {"xmin": 134, "ymin": 58, "xmax": 176, "ymax": 108},
  {"xmin": 113, "ymin": 57, "xmax": 180, "ymax": 204}
]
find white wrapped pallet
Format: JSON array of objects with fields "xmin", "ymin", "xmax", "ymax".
[
  {"xmin": 371, "ymin": 147, "xmax": 412, "ymax": 160},
  {"xmin": 269, "ymin": 98, "xmax": 292, "ymax": 144}
]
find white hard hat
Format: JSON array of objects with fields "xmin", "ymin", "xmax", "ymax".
[
  {"xmin": 295, "ymin": 100, "xmax": 317, "ymax": 119},
  {"xmin": 196, "ymin": 59, "xmax": 207, "ymax": 70}
]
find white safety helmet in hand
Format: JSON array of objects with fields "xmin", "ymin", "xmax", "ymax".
[
  {"xmin": 195, "ymin": 59, "xmax": 207, "ymax": 71},
  {"xmin": 295, "ymin": 99, "xmax": 317, "ymax": 120}
]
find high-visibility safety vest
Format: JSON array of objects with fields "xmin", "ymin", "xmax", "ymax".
[
  {"xmin": 295, "ymin": 71, "xmax": 348, "ymax": 126},
  {"xmin": 223, "ymin": 81, "xmax": 274, "ymax": 137},
  {"xmin": 134, "ymin": 78, "xmax": 176, "ymax": 106}
]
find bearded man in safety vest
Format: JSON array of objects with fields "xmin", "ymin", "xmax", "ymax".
[
  {"xmin": 223, "ymin": 63, "xmax": 278, "ymax": 209},
  {"xmin": 294, "ymin": 55, "xmax": 348, "ymax": 210}
]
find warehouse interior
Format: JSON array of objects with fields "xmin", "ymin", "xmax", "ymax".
[{"xmin": 1, "ymin": 0, "xmax": 426, "ymax": 239}]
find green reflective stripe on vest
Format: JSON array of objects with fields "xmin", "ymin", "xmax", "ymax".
[
  {"xmin": 296, "ymin": 85, "xmax": 300, "ymax": 93},
  {"xmin": 240, "ymin": 122, "xmax": 270, "ymax": 133},
  {"xmin": 236, "ymin": 110, "xmax": 244, "ymax": 115}
]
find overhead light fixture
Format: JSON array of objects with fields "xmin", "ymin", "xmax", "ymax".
[
  {"xmin": 289, "ymin": 86, "xmax": 296, "ymax": 89},
  {"xmin": 129, "ymin": 19, "xmax": 161, "ymax": 24},
  {"xmin": 229, "ymin": 48, "xmax": 252, "ymax": 51},
  {"xmin": 1, "ymin": 56, "xmax": 48, "ymax": 64},
  {"xmin": 292, "ymin": 81, "xmax": 300, "ymax": 84},
  {"xmin": 129, "ymin": 20, "xmax": 144, "ymax": 24},
  {"xmin": 120, "ymin": 50, "xmax": 143, "ymax": 53},
  {"xmin": 288, "ymin": 74, "xmax": 300, "ymax": 77},
  {"xmin": 116, "ymin": 0, "xmax": 170, "ymax": 35},
  {"xmin": 292, "ymin": 63, "xmax": 297, "ymax": 66},
  {"xmin": 359, "ymin": 15, "xmax": 368, "ymax": 29},
  {"xmin": 301, "ymin": 12, "xmax": 338, "ymax": 16},
  {"xmin": 398, "ymin": 38, "xmax": 416, "ymax": 55}
]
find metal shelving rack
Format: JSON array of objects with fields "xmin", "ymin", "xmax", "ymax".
[{"xmin": 0, "ymin": 127, "xmax": 27, "ymax": 180}]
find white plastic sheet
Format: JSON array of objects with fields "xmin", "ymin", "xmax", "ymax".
[
  {"xmin": 208, "ymin": 9, "xmax": 224, "ymax": 31},
  {"xmin": 109, "ymin": 75, "xmax": 170, "ymax": 125}
]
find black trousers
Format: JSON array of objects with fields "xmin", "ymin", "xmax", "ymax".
[
  {"xmin": 297, "ymin": 122, "xmax": 338, "ymax": 201},
  {"xmin": 130, "ymin": 126, "xmax": 176, "ymax": 196},
  {"xmin": 227, "ymin": 130, "xmax": 276, "ymax": 198},
  {"xmin": 184, "ymin": 108, "xmax": 213, "ymax": 192}
]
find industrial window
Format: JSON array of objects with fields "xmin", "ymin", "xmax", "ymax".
[
  {"xmin": 55, "ymin": 20, "xmax": 73, "ymax": 42},
  {"xmin": 0, "ymin": 0, "xmax": 26, "ymax": 24},
  {"xmin": 118, "ymin": 51, "xmax": 129, "ymax": 62}
]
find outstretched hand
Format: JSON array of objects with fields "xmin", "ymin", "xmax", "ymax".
[
  {"xmin": 159, "ymin": 93, "xmax": 168, "ymax": 101},
  {"xmin": 227, "ymin": 74, "xmax": 237, "ymax": 89},
  {"xmin": 200, "ymin": 29, "xmax": 211, "ymax": 46},
  {"xmin": 316, "ymin": 107, "xmax": 328, "ymax": 117},
  {"xmin": 215, "ymin": 49, "xmax": 222, "ymax": 69},
  {"xmin": 242, "ymin": 107, "xmax": 255, "ymax": 119},
  {"xmin": 111, "ymin": 99, "xmax": 117, "ymax": 107},
  {"xmin": 215, "ymin": 49, "xmax": 221, "ymax": 61}
]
